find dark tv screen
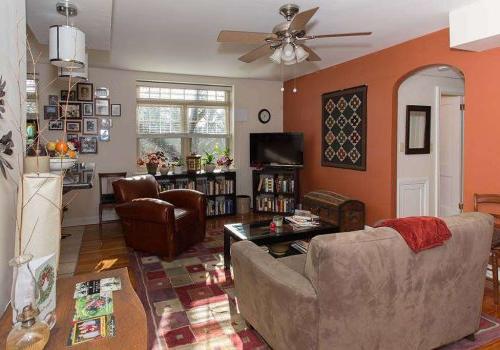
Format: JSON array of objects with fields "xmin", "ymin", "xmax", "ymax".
[{"xmin": 250, "ymin": 133, "xmax": 303, "ymax": 166}]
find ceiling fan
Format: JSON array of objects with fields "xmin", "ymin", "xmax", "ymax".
[{"xmin": 217, "ymin": 4, "xmax": 372, "ymax": 65}]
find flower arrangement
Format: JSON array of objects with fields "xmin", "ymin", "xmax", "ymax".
[
  {"xmin": 137, "ymin": 151, "xmax": 166, "ymax": 175},
  {"xmin": 216, "ymin": 147, "xmax": 233, "ymax": 169},
  {"xmin": 203, "ymin": 151, "xmax": 216, "ymax": 172}
]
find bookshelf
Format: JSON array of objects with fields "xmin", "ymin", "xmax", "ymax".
[
  {"xmin": 155, "ymin": 170, "xmax": 236, "ymax": 217},
  {"xmin": 252, "ymin": 166, "xmax": 300, "ymax": 214}
]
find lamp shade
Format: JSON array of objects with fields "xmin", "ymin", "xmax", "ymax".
[
  {"xmin": 58, "ymin": 53, "xmax": 88, "ymax": 80},
  {"xmin": 295, "ymin": 45, "xmax": 309, "ymax": 63},
  {"xmin": 49, "ymin": 25, "xmax": 85, "ymax": 68},
  {"xmin": 270, "ymin": 47, "xmax": 282, "ymax": 64}
]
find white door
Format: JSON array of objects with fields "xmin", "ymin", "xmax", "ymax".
[{"xmin": 438, "ymin": 95, "xmax": 463, "ymax": 217}]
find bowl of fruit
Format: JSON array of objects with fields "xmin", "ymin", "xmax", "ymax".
[{"xmin": 48, "ymin": 140, "xmax": 78, "ymax": 171}]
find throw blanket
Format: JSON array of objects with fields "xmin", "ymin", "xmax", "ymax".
[{"xmin": 374, "ymin": 217, "xmax": 452, "ymax": 253}]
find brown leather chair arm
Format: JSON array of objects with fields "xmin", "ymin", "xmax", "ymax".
[
  {"xmin": 159, "ymin": 189, "xmax": 206, "ymax": 212},
  {"xmin": 115, "ymin": 198, "xmax": 175, "ymax": 224}
]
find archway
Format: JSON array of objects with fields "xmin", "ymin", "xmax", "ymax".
[{"xmin": 392, "ymin": 64, "xmax": 465, "ymax": 217}]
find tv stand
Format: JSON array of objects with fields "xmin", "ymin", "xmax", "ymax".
[{"xmin": 252, "ymin": 166, "xmax": 300, "ymax": 214}]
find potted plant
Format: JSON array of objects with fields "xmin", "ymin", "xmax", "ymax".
[
  {"xmin": 203, "ymin": 151, "xmax": 216, "ymax": 173},
  {"xmin": 170, "ymin": 156, "xmax": 185, "ymax": 174},
  {"xmin": 137, "ymin": 151, "xmax": 165, "ymax": 175},
  {"xmin": 216, "ymin": 147, "xmax": 233, "ymax": 171}
]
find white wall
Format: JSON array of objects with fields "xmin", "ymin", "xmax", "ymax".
[
  {"xmin": 397, "ymin": 68, "xmax": 464, "ymax": 216},
  {"xmin": 0, "ymin": 0, "xmax": 26, "ymax": 314},
  {"xmin": 35, "ymin": 64, "xmax": 283, "ymax": 226}
]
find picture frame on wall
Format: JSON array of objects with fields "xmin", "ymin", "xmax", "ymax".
[
  {"xmin": 67, "ymin": 133, "xmax": 79, "ymax": 143},
  {"xmin": 99, "ymin": 128, "xmax": 110, "ymax": 142},
  {"xmin": 60, "ymin": 102, "xmax": 81, "ymax": 119},
  {"xmin": 100, "ymin": 117, "xmax": 112, "ymax": 128},
  {"xmin": 111, "ymin": 104, "xmax": 121, "ymax": 117},
  {"xmin": 48, "ymin": 120, "xmax": 64, "ymax": 130},
  {"xmin": 77, "ymin": 82, "xmax": 94, "ymax": 102},
  {"xmin": 48, "ymin": 95, "xmax": 58, "ymax": 106},
  {"xmin": 95, "ymin": 87, "xmax": 110, "ymax": 98},
  {"xmin": 44, "ymin": 105, "xmax": 58, "ymax": 120},
  {"xmin": 83, "ymin": 118, "xmax": 99, "ymax": 135},
  {"xmin": 95, "ymin": 98, "xmax": 110, "ymax": 116},
  {"xmin": 79, "ymin": 136, "xmax": 98, "ymax": 154},
  {"xmin": 82, "ymin": 103, "xmax": 93, "ymax": 116},
  {"xmin": 60, "ymin": 90, "xmax": 76, "ymax": 101},
  {"xmin": 65, "ymin": 121, "xmax": 81, "ymax": 133}
]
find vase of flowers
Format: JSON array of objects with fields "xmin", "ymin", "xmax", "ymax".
[
  {"xmin": 202, "ymin": 151, "xmax": 216, "ymax": 173},
  {"xmin": 137, "ymin": 151, "xmax": 166, "ymax": 176},
  {"xmin": 170, "ymin": 156, "xmax": 185, "ymax": 174},
  {"xmin": 216, "ymin": 147, "xmax": 233, "ymax": 171}
]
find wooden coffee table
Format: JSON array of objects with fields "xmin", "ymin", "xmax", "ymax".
[{"xmin": 224, "ymin": 219, "xmax": 338, "ymax": 269}]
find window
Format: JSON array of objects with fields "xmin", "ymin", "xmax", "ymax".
[{"xmin": 136, "ymin": 83, "xmax": 231, "ymax": 161}]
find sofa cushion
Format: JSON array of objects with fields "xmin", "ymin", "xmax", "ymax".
[{"xmin": 278, "ymin": 254, "xmax": 306, "ymax": 275}]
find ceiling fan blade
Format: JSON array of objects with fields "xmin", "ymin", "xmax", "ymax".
[
  {"xmin": 302, "ymin": 45, "xmax": 321, "ymax": 61},
  {"xmin": 238, "ymin": 44, "xmax": 273, "ymax": 63},
  {"xmin": 306, "ymin": 32, "xmax": 372, "ymax": 39},
  {"xmin": 288, "ymin": 7, "xmax": 319, "ymax": 32},
  {"xmin": 217, "ymin": 30, "xmax": 276, "ymax": 44}
]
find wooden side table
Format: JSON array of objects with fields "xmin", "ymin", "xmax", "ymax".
[{"xmin": 0, "ymin": 268, "xmax": 147, "ymax": 350}]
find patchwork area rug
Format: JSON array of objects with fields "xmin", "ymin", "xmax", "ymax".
[
  {"xmin": 130, "ymin": 227, "xmax": 500, "ymax": 350},
  {"xmin": 129, "ymin": 228, "xmax": 269, "ymax": 349}
]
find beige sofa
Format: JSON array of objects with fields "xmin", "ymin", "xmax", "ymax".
[{"xmin": 232, "ymin": 213, "xmax": 493, "ymax": 350}]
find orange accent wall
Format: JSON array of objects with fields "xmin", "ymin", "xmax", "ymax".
[{"xmin": 284, "ymin": 28, "xmax": 500, "ymax": 224}]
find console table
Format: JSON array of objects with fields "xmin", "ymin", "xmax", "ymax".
[{"xmin": 0, "ymin": 268, "xmax": 147, "ymax": 350}]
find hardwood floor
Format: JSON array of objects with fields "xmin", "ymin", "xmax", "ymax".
[{"xmin": 67, "ymin": 215, "xmax": 500, "ymax": 349}]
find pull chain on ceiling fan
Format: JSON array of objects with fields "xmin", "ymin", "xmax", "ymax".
[{"xmin": 217, "ymin": 4, "xmax": 372, "ymax": 65}]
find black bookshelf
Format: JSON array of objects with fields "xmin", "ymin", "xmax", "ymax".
[
  {"xmin": 155, "ymin": 170, "xmax": 236, "ymax": 218},
  {"xmin": 252, "ymin": 166, "xmax": 300, "ymax": 214}
]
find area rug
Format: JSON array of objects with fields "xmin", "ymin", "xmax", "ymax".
[
  {"xmin": 129, "ymin": 227, "xmax": 269, "ymax": 349},
  {"xmin": 129, "ymin": 227, "xmax": 500, "ymax": 350}
]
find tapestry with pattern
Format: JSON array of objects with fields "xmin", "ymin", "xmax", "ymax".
[{"xmin": 322, "ymin": 85, "xmax": 367, "ymax": 171}]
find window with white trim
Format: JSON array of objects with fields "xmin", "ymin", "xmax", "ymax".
[{"xmin": 136, "ymin": 82, "xmax": 232, "ymax": 161}]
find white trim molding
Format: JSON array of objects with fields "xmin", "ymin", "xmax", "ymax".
[{"xmin": 397, "ymin": 177, "xmax": 430, "ymax": 218}]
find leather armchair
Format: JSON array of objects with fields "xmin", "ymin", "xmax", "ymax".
[{"xmin": 112, "ymin": 174, "xmax": 206, "ymax": 260}]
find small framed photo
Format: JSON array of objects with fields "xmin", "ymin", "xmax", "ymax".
[
  {"xmin": 67, "ymin": 133, "xmax": 79, "ymax": 143},
  {"xmin": 100, "ymin": 117, "xmax": 112, "ymax": 128},
  {"xmin": 66, "ymin": 120, "xmax": 81, "ymax": 133},
  {"xmin": 111, "ymin": 104, "xmax": 121, "ymax": 117},
  {"xmin": 48, "ymin": 95, "xmax": 58, "ymax": 106},
  {"xmin": 95, "ymin": 87, "xmax": 110, "ymax": 98},
  {"xmin": 82, "ymin": 103, "xmax": 94, "ymax": 116},
  {"xmin": 99, "ymin": 128, "xmax": 110, "ymax": 142},
  {"xmin": 95, "ymin": 98, "xmax": 110, "ymax": 116},
  {"xmin": 48, "ymin": 120, "xmax": 64, "ymax": 130},
  {"xmin": 82, "ymin": 170, "xmax": 94, "ymax": 183},
  {"xmin": 60, "ymin": 90, "xmax": 76, "ymax": 101},
  {"xmin": 80, "ymin": 136, "xmax": 98, "ymax": 154},
  {"xmin": 60, "ymin": 102, "xmax": 81, "ymax": 119},
  {"xmin": 77, "ymin": 82, "xmax": 94, "ymax": 102},
  {"xmin": 83, "ymin": 118, "xmax": 98, "ymax": 135},
  {"xmin": 44, "ymin": 105, "xmax": 58, "ymax": 120}
]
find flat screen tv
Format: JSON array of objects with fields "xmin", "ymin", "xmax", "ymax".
[{"xmin": 250, "ymin": 132, "xmax": 304, "ymax": 167}]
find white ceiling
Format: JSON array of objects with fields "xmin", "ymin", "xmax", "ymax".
[{"xmin": 27, "ymin": 0, "xmax": 478, "ymax": 81}]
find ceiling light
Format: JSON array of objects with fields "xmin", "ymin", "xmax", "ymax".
[
  {"xmin": 58, "ymin": 53, "xmax": 88, "ymax": 80},
  {"xmin": 282, "ymin": 43, "xmax": 295, "ymax": 61},
  {"xmin": 294, "ymin": 45, "xmax": 309, "ymax": 63},
  {"xmin": 270, "ymin": 47, "xmax": 282, "ymax": 64},
  {"xmin": 49, "ymin": 2, "xmax": 86, "ymax": 69}
]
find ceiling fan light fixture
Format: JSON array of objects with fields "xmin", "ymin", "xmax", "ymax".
[
  {"xmin": 282, "ymin": 43, "xmax": 295, "ymax": 60},
  {"xmin": 270, "ymin": 47, "xmax": 282, "ymax": 64},
  {"xmin": 295, "ymin": 45, "xmax": 309, "ymax": 63}
]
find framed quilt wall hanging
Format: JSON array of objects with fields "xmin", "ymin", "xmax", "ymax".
[{"xmin": 321, "ymin": 85, "xmax": 367, "ymax": 171}]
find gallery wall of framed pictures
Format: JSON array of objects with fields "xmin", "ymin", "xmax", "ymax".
[{"xmin": 43, "ymin": 81, "xmax": 122, "ymax": 155}]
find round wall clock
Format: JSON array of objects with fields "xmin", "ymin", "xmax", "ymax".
[{"xmin": 258, "ymin": 109, "xmax": 271, "ymax": 124}]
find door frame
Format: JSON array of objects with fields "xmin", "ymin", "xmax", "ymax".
[{"xmin": 434, "ymin": 87, "xmax": 465, "ymax": 216}]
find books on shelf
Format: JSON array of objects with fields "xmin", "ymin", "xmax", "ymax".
[
  {"xmin": 254, "ymin": 195, "xmax": 294, "ymax": 213},
  {"xmin": 275, "ymin": 175, "xmax": 295, "ymax": 193},
  {"xmin": 206, "ymin": 197, "xmax": 234, "ymax": 216},
  {"xmin": 257, "ymin": 175, "xmax": 274, "ymax": 193},
  {"xmin": 158, "ymin": 177, "xmax": 234, "ymax": 196}
]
